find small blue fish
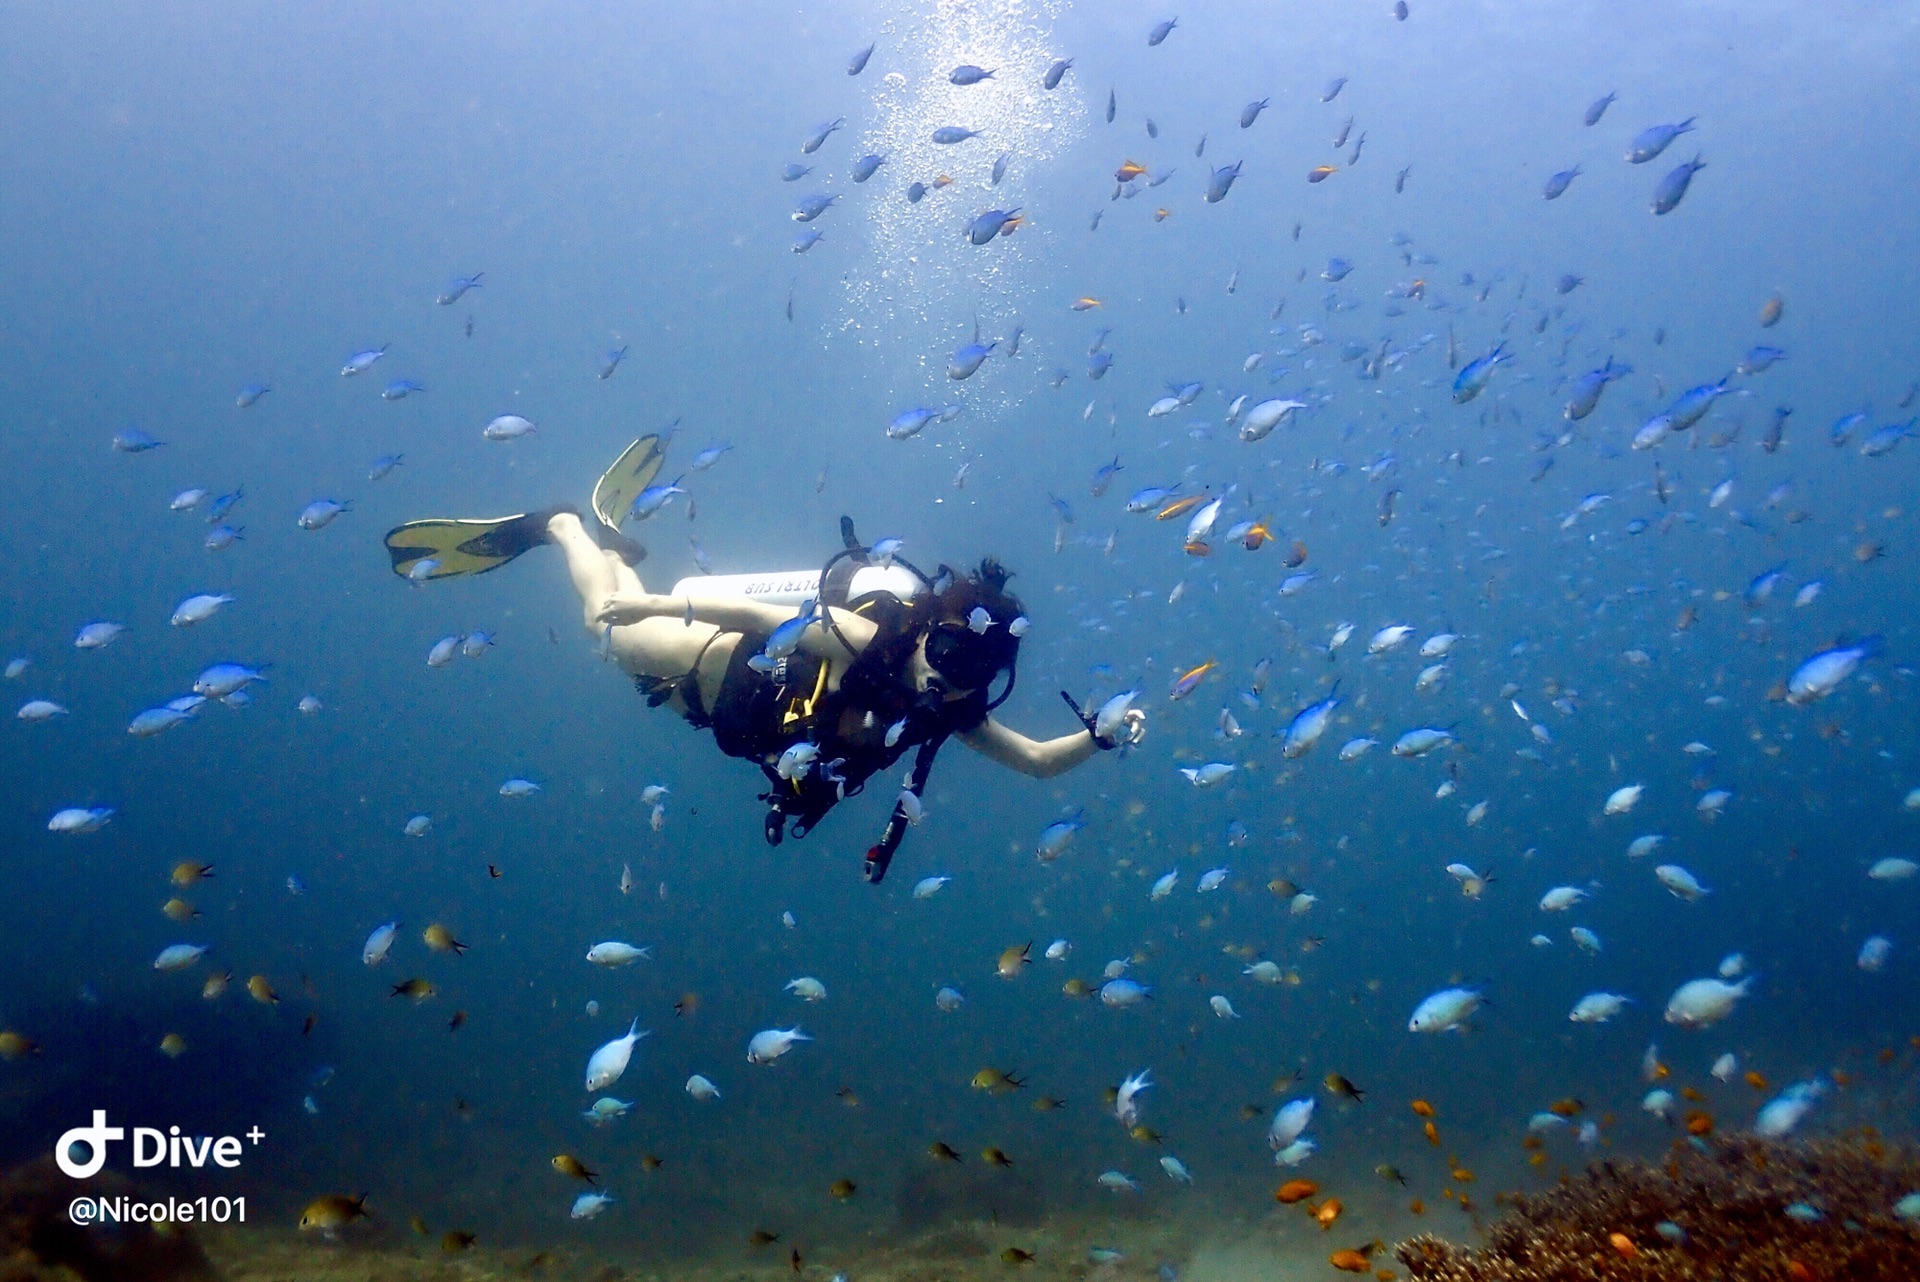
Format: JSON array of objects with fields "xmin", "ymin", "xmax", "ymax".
[
  {"xmin": 1452, "ymin": 341, "xmax": 1509, "ymax": 404},
  {"xmin": 1239, "ymin": 98, "xmax": 1269, "ymax": 129},
  {"xmin": 235, "ymin": 384, "xmax": 270, "ymax": 408},
  {"xmin": 1861, "ymin": 420, "xmax": 1911, "ymax": 457},
  {"xmin": 906, "ymin": 182, "xmax": 928, "ymax": 204},
  {"xmin": 967, "ymin": 208, "xmax": 1020, "ymax": 245},
  {"xmin": 931, "ymin": 126, "xmax": 981, "ymax": 145},
  {"xmin": 1667, "ymin": 377, "xmax": 1730, "ymax": 429},
  {"xmin": 761, "ymin": 597, "xmax": 819, "ymax": 667},
  {"xmin": 1564, "ymin": 357, "xmax": 1630, "ymax": 421},
  {"xmin": 848, "ymin": 44, "xmax": 874, "ymax": 76},
  {"xmin": 1092, "ymin": 457, "xmax": 1124, "ymax": 497},
  {"xmin": 1829, "ymin": 411, "xmax": 1866, "ymax": 447},
  {"xmin": 1088, "ymin": 350, "xmax": 1113, "ymax": 379},
  {"xmin": 1651, "ymin": 154, "xmax": 1705, "ymax": 215},
  {"xmin": 380, "ymin": 379, "xmax": 424, "ymax": 400},
  {"xmin": 1321, "ymin": 257, "xmax": 1352, "ymax": 282},
  {"xmin": 1322, "ymin": 76, "xmax": 1347, "ymax": 102},
  {"xmin": 1048, "ymin": 493, "xmax": 1075, "ymax": 524},
  {"xmin": 598, "ymin": 345, "xmax": 628, "ymax": 379},
  {"xmin": 112, "ymin": 428, "xmax": 164, "ymax": 453},
  {"xmin": 628, "ymin": 477, "xmax": 687, "ymax": 520},
  {"xmin": 949, "ymin": 64, "xmax": 995, "ymax": 85},
  {"xmin": 792, "ymin": 193, "xmax": 838, "ymax": 222},
  {"xmin": 298, "ymin": 499, "xmax": 349, "ymax": 530},
  {"xmin": 368, "ymin": 454, "xmax": 404, "ymax": 480},
  {"xmin": 851, "ymin": 153, "xmax": 885, "ymax": 183},
  {"xmin": 887, "ymin": 408, "xmax": 938, "ymax": 440},
  {"xmin": 781, "ymin": 163, "xmax": 813, "ymax": 182},
  {"xmin": 1542, "ymin": 165, "xmax": 1581, "ymax": 199},
  {"xmin": 1745, "ymin": 565, "xmax": 1787, "ymax": 605},
  {"xmin": 1036, "ymin": 809, "xmax": 1087, "ymax": 860},
  {"xmin": 1584, "ymin": 90, "xmax": 1616, "ymax": 126},
  {"xmin": 1627, "ymin": 118, "xmax": 1696, "ymax": 163},
  {"xmin": 1147, "ymin": 17, "xmax": 1177, "ymax": 45},
  {"xmin": 801, "ymin": 119, "xmax": 844, "ymax": 154},
  {"xmin": 437, "ymin": 272, "xmax": 483, "ymax": 305},
  {"xmin": 207, "ymin": 488, "xmax": 244, "ymax": 521},
  {"xmin": 340, "ymin": 345, "xmax": 388, "ymax": 376},
  {"xmin": 792, "ymin": 229, "xmax": 825, "ymax": 254},
  {"xmin": 1204, "ymin": 161, "xmax": 1242, "ymax": 203},
  {"xmin": 1281, "ymin": 684, "xmax": 1341, "ymax": 758},
  {"xmin": 949, "ymin": 340, "xmax": 996, "ymax": 380},
  {"xmin": 991, "ymin": 152, "xmax": 1010, "ymax": 186},
  {"xmin": 1738, "ymin": 345, "xmax": 1785, "ymax": 375},
  {"xmin": 690, "ymin": 443, "xmax": 733, "ymax": 471},
  {"xmin": 1126, "ymin": 486, "xmax": 1179, "ymax": 513},
  {"xmin": 1044, "ymin": 59, "xmax": 1072, "ymax": 90}
]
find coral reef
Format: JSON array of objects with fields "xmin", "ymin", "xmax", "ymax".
[
  {"xmin": 1396, "ymin": 1135, "xmax": 1920, "ymax": 1281},
  {"xmin": 0, "ymin": 1157, "xmax": 219, "ymax": 1282}
]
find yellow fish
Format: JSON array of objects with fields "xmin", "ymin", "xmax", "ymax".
[
  {"xmin": 996, "ymin": 942, "xmax": 1031, "ymax": 978},
  {"xmin": 298, "ymin": 1194, "xmax": 368, "ymax": 1231},
  {"xmin": 423, "ymin": 923, "xmax": 467, "ymax": 955}
]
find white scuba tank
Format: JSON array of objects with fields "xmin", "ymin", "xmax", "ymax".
[{"xmin": 670, "ymin": 564, "xmax": 923, "ymax": 609}]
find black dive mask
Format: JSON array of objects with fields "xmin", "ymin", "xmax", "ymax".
[{"xmin": 925, "ymin": 620, "xmax": 1014, "ymax": 694}]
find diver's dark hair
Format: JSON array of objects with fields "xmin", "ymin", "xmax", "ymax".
[{"xmin": 934, "ymin": 557, "xmax": 1025, "ymax": 628}]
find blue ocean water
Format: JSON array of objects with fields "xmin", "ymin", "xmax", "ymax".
[{"xmin": 3, "ymin": 0, "xmax": 1920, "ymax": 1268}]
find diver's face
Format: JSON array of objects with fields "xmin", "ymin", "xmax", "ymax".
[{"xmin": 911, "ymin": 636, "xmax": 974, "ymax": 701}]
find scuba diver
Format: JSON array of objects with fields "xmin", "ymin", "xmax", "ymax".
[{"xmin": 383, "ymin": 435, "xmax": 1146, "ymax": 883}]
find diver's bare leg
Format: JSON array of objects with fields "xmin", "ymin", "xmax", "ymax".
[
  {"xmin": 547, "ymin": 512, "xmax": 631, "ymax": 631},
  {"xmin": 546, "ymin": 512, "xmax": 726, "ymax": 687}
]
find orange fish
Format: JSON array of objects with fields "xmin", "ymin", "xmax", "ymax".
[
  {"xmin": 1685, "ymin": 1110, "xmax": 1714, "ymax": 1136},
  {"xmin": 1157, "ymin": 494, "xmax": 1208, "ymax": 520},
  {"xmin": 1239, "ymin": 521, "xmax": 1273, "ymax": 551},
  {"xmin": 999, "ymin": 215, "xmax": 1023, "ymax": 237},
  {"xmin": 1744, "ymin": 1070, "xmax": 1769, "ymax": 1091},
  {"xmin": 1275, "ymin": 1180, "xmax": 1318, "ymax": 1204},
  {"xmin": 1169, "ymin": 661, "xmax": 1216, "ymax": 700},
  {"xmin": 1153, "ymin": 208, "xmax": 1171, "ymax": 222},
  {"xmin": 1330, "ymin": 1249, "xmax": 1371, "ymax": 1273},
  {"xmin": 1282, "ymin": 539, "xmax": 1307, "ymax": 566},
  {"xmin": 1410, "ymin": 1100, "xmax": 1435, "ymax": 1118},
  {"xmin": 1408, "ymin": 1200, "xmax": 1424, "ymax": 1215},
  {"xmin": 1423, "ymin": 1120, "xmax": 1440, "ymax": 1146},
  {"xmin": 1115, "ymin": 160, "xmax": 1147, "ymax": 182},
  {"xmin": 1786, "ymin": 1261, "xmax": 1813, "ymax": 1282},
  {"xmin": 1608, "ymin": 1232, "xmax": 1636, "ymax": 1259},
  {"xmin": 1183, "ymin": 540, "xmax": 1212, "ymax": 557},
  {"xmin": 1071, "ymin": 297, "xmax": 1102, "ymax": 311},
  {"xmin": 930, "ymin": 174, "xmax": 953, "ymax": 189},
  {"xmin": 1548, "ymin": 1097, "xmax": 1584, "ymax": 1117},
  {"xmin": 1308, "ymin": 166, "xmax": 1338, "ymax": 183},
  {"xmin": 1313, "ymin": 1198, "xmax": 1343, "ymax": 1229}
]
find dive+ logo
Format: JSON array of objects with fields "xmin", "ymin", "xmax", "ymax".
[{"xmin": 56, "ymin": 1111, "xmax": 264, "ymax": 1178}]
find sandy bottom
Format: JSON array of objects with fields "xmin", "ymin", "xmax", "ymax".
[{"xmin": 201, "ymin": 1202, "xmax": 1437, "ymax": 1282}]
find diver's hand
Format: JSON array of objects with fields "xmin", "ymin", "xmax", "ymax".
[
  {"xmin": 1114, "ymin": 708, "xmax": 1147, "ymax": 747},
  {"xmin": 597, "ymin": 592, "xmax": 670, "ymax": 626}
]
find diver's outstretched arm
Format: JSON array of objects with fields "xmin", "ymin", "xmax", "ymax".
[
  {"xmin": 597, "ymin": 592, "xmax": 874, "ymax": 662},
  {"xmin": 958, "ymin": 718, "xmax": 1103, "ymax": 779}
]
